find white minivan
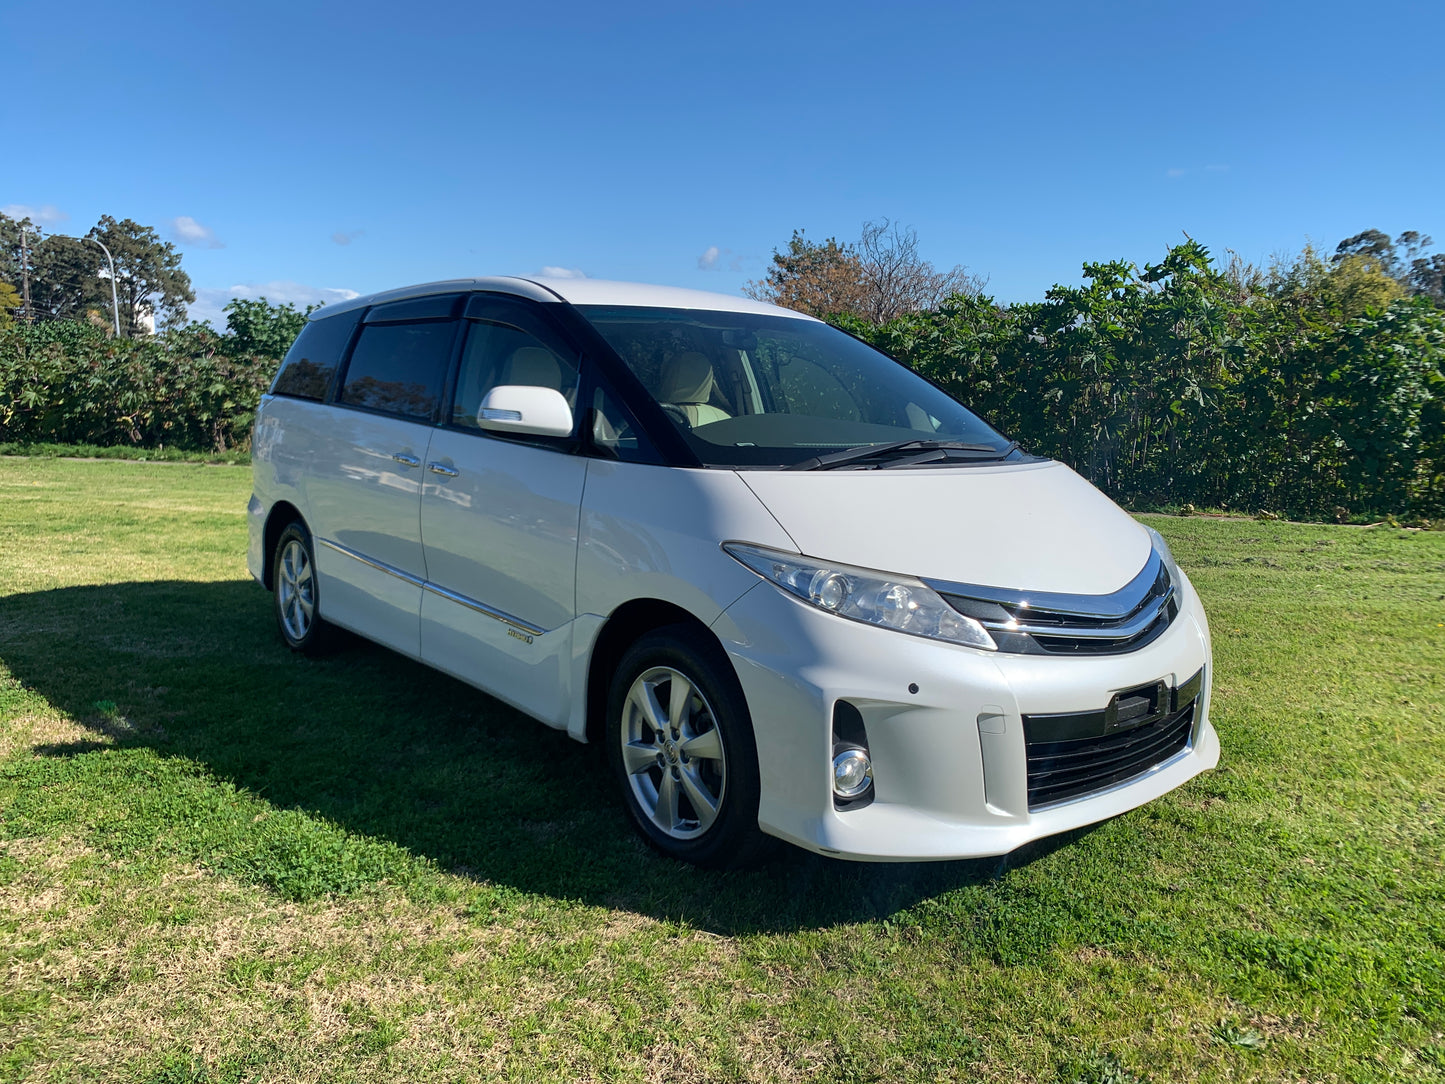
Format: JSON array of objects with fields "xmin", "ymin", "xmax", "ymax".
[{"xmin": 247, "ymin": 276, "xmax": 1217, "ymax": 866}]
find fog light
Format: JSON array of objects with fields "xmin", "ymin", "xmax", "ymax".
[{"xmin": 832, "ymin": 748, "xmax": 873, "ymax": 799}]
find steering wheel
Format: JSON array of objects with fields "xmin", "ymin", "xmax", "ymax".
[{"xmin": 659, "ymin": 403, "xmax": 692, "ymax": 429}]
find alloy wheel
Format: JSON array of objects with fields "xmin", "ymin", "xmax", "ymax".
[
  {"xmin": 618, "ymin": 665, "xmax": 727, "ymax": 839},
  {"xmin": 277, "ymin": 538, "xmax": 315, "ymax": 642}
]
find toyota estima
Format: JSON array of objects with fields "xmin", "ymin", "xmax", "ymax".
[{"xmin": 247, "ymin": 276, "xmax": 1217, "ymax": 866}]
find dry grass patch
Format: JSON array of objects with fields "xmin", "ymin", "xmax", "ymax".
[
  {"xmin": 0, "ymin": 709, "xmax": 108, "ymax": 761},
  {"xmin": 0, "ymin": 836, "xmax": 779, "ymax": 1082}
]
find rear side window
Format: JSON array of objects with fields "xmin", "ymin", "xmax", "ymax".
[
  {"xmin": 338, "ymin": 321, "xmax": 457, "ymax": 420},
  {"xmin": 270, "ymin": 309, "xmax": 361, "ymax": 400}
]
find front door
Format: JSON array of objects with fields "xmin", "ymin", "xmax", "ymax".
[{"xmin": 419, "ymin": 298, "xmax": 588, "ymax": 726}]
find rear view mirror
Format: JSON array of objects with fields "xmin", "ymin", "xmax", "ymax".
[{"xmin": 477, "ymin": 385, "xmax": 574, "ymax": 438}]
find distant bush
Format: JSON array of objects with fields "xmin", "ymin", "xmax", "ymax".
[
  {"xmin": 3, "ymin": 251, "xmax": 1442, "ymax": 520},
  {"xmin": 0, "ymin": 321, "xmax": 279, "ymax": 452},
  {"xmin": 843, "ymin": 241, "xmax": 1445, "ymax": 520}
]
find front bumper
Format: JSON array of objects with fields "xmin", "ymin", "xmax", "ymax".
[{"xmin": 710, "ymin": 570, "xmax": 1216, "ymax": 861}]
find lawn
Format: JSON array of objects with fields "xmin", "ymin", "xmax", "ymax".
[{"xmin": 0, "ymin": 456, "xmax": 1441, "ymax": 1083}]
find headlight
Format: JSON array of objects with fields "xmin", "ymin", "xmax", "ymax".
[
  {"xmin": 723, "ymin": 542, "xmax": 997, "ymax": 651},
  {"xmin": 1143, "ymin": 526, "xmax": 1182, "ymax": 585}
]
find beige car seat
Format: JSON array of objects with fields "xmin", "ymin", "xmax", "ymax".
[
  {"xmin": 503, "ymin": 346, "xmax": 563, "ymax": 391},
  {"xmin": 660, "ymin": 351, "xmax": 731, "ymax": 426}
]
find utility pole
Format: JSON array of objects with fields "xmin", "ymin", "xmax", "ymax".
[
  {"xmin": 85, "ymin": 235, "xmax": 122, "ymax": 337},
  {"xmin": 19, "ymin": 224, "xmax": 32, "ymax": 324}
]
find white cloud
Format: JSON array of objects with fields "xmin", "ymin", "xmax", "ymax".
[
  {"xmin": 1166, "ymin": 168, "xmax": 1188, "ymax": 178},
  {"xmin": 698, "ymin": 245, "xmax": 744, "ymax": 272},
  {"xmin": 2, "ymin": 203, "xmax": 68, "ymax": 226},
  {"xmin": 169, "ymin": 215, "xmax": 224, "ymax": 249},
  {"xmin": 332, "ymin": 229, "xmax": 364, "ymax": 245},
  {"xmin": 189, "ymin": 281, "xmax": 361, "ymax": 328},
  {"xmin": 539, "ymin": 266, "xmax": 587, "ymax": 279}
]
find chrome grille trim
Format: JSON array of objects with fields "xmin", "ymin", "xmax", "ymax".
[
  {"xmin": 926, "ymin": 548, "xmax": 1179, "ymax": 656},
  {"xmin": 926, "ymin": 549, "xmax": 1164, "ymax": 619}
]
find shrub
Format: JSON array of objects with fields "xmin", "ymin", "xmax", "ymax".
[{"xmin": 0, "ymin": 321, "xmax": 278, "ymax": 452}]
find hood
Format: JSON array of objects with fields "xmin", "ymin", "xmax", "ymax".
[{"xmin": 738, "ymin": 459, "xmax": 1152, "ymax": 596}]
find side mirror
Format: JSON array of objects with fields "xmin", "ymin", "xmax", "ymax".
[{"xmin": 477, "ymin": 385, "xmax": 574, "ymax": 438}]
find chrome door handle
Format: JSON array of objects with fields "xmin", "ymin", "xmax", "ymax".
[
  {"xmin": 391, "ymin": 453, "xmax": 421, "ymax": 468},
  {"xmin": 427, "ymin": 462, "xmax": 459, "ymax": 478}
]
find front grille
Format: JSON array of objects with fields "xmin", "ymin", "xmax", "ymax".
[
  {"xmin": 932, "ymin": 549, "xmax": 1178, "ymax": 656},
  {"xmin": 1021, "ymin": 668, "xmax": 1203, "ymax": 809}
]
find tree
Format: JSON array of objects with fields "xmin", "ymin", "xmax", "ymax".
[
  {"xmin": 743, "ymin": 230, "xmax": 868, "ymax": 318},
  {"xmin": 1328, "ymin": 254, "xmax": 1406, "ymax": 318},
  {"xmin": 747, "ymin": 220, "xmax": 982, "ymax": 323},
  {"xmin": 855, "ymin": 218, "xmax": 984, "ymax": 323},
  {"xmin": 0, "ymin": 213, "xmax": 41, "ymax": 321},
  {"xmin": 1334, "ymin": 229, "xmax": 1398, "ymax": 271},
  {"xmin": 1405, "ymin": 251, "xmax": 1445, "ymax": 306},
  {"xmin": 91, "ymin": 215, "xmax": 194, "ymax": 334},
  {"xmin": 1271, "ymin": 243, "xmax": 1405, "ymax": 319},
  {"xmin": 28, "ymin": 234, "xmax": 108, "ymax": 324},
  {"xmin": 0, "ymin": 214, "xmax": 26, "ymax": 288},
  {"xmin": 1334, "ymin": 229, "xmax": 1445, "ymax": 307},
  {"xmin": 0, "ymin": 211, "xmax": 195, "ymax": 333},
  {"xmin": 223, "ymin": 297, "xmax": 314, "ymax": 359},
  {"xmin": 0, "ymin": 282, "xmax": 19, "ymax": 328}
]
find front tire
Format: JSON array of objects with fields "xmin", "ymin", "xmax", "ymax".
[
  {"xmin": 272, "ymin": 521, "xmax": 333, "ymax": 655},
  {"xmin": 606, "ymin": 625, "xmax": 768, "ymax": 867}
]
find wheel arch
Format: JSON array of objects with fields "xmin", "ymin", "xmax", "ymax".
[
  {"xmin": 584, "ymin": 598, "xmax": 734, "ymax": 745},
  {"xmin": 261, "ymin": 500, "xmax": 306, "ymax": 589}
]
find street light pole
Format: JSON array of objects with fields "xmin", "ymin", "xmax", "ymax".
[{"xmin": 84, "ymin": 234, "xmax": 123, "ymax": 337}]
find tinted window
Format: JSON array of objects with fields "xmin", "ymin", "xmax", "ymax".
[
  {"xmin": 270, "ymin": 309, "xmax": 361, "ymax": 400},
  {"xmin": 451, "ymin": 322, "xmax": 581, "ymax": 429},
  {"xmin": 339, "ymin": 320, "xmax": 457, "ymax": 420},
  {"xmin": 590, "ymin": 384, "xmax": 658, "ymax": 463},
  {"xmin": 578, "ymin": 306, "xmax": 1010, "ymax": 467},
  {"xmin": 450, "ymin": 302, "xmax": 580, "ymax": 432}
]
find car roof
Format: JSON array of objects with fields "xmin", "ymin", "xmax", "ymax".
[{"xmin": 309, "ymin": 276, "xmax": 815, "ymax": 322}]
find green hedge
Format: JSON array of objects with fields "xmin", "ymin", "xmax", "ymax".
[
  {"xmin": 842, "ymin": 242, "xmax": 1445, "ymax": 520},
  {"xmin": 3, "ymin": 242, "xmax": 1442, "ymax": 520},
  {"xmin": 0, "ymin": 321, "xmax": 277, "ymax": 452}
]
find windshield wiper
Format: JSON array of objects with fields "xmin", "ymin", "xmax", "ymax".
[{"xmin": 786, "ymin": 439, "xmax": 1017, "ymax": 471}]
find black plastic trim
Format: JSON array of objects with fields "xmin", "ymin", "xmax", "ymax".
[
  {"xmin": 831, "ymin": 700, "xmax": 874, "ymax": 812},
  {"xmin": 1021, "ymin": 667, "xmax": 1204, "ymax": 809},
  {"xmin": 363, "ymin": 294, "xmax": 465, "ymax": 323}
]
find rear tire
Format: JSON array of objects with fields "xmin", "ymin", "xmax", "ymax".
[
  {"xmin": 272, "ymin": 521, "xmax": 334, "ymax": 655},
  {"xmin": 606, "ymin": 625, "xmax": 770, "ymax": 867}
]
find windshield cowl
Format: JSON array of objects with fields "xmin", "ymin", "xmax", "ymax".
[{"xmin": 786, "ymin": 439, "xmax": 1022, "ymax": 471}]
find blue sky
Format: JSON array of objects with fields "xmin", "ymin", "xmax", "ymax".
[{"xmin": 7, "ymin": 0, "xmax": 1442, "ymax": 326}]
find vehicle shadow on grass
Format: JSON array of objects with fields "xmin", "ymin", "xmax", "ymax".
[{"xmin": 0, "ymin": 579, "xmax": 1087, "ymax": 935}]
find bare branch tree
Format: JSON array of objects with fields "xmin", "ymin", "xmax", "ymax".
[
  {"xmin": 747, "ymin": 220, "xmax": 983, "ymax": 323},
  {"xmin": 856, "ymin": 218, "xmax": 985, "ymax": 323}
]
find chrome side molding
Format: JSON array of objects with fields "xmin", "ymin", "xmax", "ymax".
[{"xmin": 317, "ymin": 537, "xmax": 546, "ymax": 637}]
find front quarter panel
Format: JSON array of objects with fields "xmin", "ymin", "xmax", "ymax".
[{"xmin": 577, "ymin": 463, "xmax": 796, "ymax": 625}]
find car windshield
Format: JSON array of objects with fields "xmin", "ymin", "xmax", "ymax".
[{"xmin": 577, "ymin": 305, "xmax": 1015, "ymax": 468}]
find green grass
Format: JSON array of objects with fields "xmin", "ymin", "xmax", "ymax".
[
  {"xmin": 0, "ymin": 457, "xmax": 1441, "ymax": 1082},
  {"xmin": 0, "ymin": 442, "xmax": 251, "ymax": 464}
]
